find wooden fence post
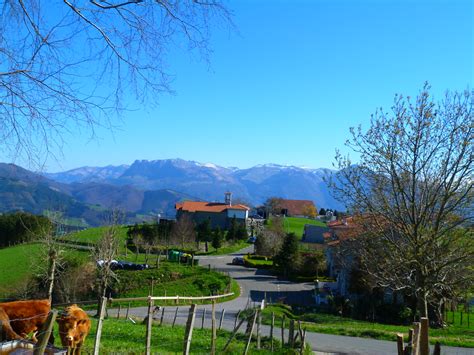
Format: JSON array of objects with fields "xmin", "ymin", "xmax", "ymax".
[
  {"xmin": 297, "ymin": 320, "xmax": 303, "ymax": 346},
  {"xmin": 93, "ymin": 296, "xmax": 108, "ymax": 355},
  {"xmin": 404, "ymin": 328, "xmax": 414, "ymax": 355},
  {"xmin": 281, "ymin": 315, "xmax": 285, "ymax": 347},
  {"xmin": 211, "ymin": 302, "xmax": 217, "ymax": 355},
  {"xmin": 160, "ymin": 307, "xmax": 165, "ymax": 325},
  {"xmin": 419, "ymin": 318, "xmax": 429, "ymax": 355},
  {"xmin": 117, "ymin": 304, "xmax": 121, "ymax": 319},
  {"xmin": 201, "ymin": 308, "xmax": 206, "ymax": 329},
  {"xmin": 289, "ymin": 319, "xmax": 295, "ymax": 348},
  {"xmin": 183, "ymin": 304, "xmax": 197, "ymax": 355},
  {"xmin": 173, "ymin": 307, "xmax": 179, "ymax": 327},
  {"xmin": 219, "ymin": 309, "xmax": 225, "ymax": 330},
  {"xmin": 223, "ymin": 316, "xmax": 246, "ymax": 351},
  {"xmin": 33, "ymin": 309, "xmax": 57, "ymax": 355},
  {"xmin": 433, "ymin": 342, "xmax": 441, "ymax": 355},
  {"xmin": 270, "ymin": 312, "xmax": 275, "ymax": 352},
  {"xmin": 244, "ymin": 310, "xmax": 258, "ymax": 355},
  {"xmin": 145, "ymin": 299, "xmax": 154, "ymax": 355},
  {"xmin": 126, "ymin": 302, "xmax": 130, "ymax": 320},
  {"xmin": 257, "ymin": 309, "xmax": 262, "ymax": 349},
  {"xmin": 412, "ymin": 322, "xmax": 421, "ymax": 355},
  {"xmin": 235, "ymin": 310, "xmax": 241, "ymax": 329},
  {"xmin": 300, "ymin": 327, "xmax": 306, "ymax": 355},
  {"xmin": 396, "ymin": 333, "xmax": 404, "ymax": 355}
]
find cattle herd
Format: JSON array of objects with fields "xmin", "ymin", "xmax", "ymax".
[{"xmin": 0, "ymin": 299, "xmax": 91, "ymax": 354}]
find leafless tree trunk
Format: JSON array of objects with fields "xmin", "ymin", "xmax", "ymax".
[
  {"xmin": 93, "ymin": 215, "xmax": 121, "ymax": 314},
  {"xmin": 171, "ymin": 214, "xmax": 196, "ymax": 249}
]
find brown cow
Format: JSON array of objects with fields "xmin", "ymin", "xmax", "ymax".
[
  {"xmin": 57, "ymin": 305, "xmax": 91, "ymax": 355},
  {"xmin": 0, "ymin": 299, "xmax": 51, "ymax": 342}
]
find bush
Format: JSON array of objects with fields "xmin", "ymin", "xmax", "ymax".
[{"xmin": 243, "ymin": 255, "xmax": 273, "ymax": 269}]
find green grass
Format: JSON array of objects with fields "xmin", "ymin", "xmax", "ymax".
[
  {"xmin": 196, "ymin": 240, "xmax": 250, "ymax": 256},
  {"xmin": 259, "ymin": 304, "xmax": 474, "ymax": 348},
  {"xmin": 62, "ymin": 226, "xmax": 129, "ymax": 245},
  {"xmin": 0, "ymin": 243, "xmax": 42, "ymax": 297},
  {"xmin": 283, "ymin": 217, "xmax": 326, "ymax": 239},
  {"xmin": 0, "ymin": 243, "xmax": 91, "ymax": 298},
  {"xmin": 0, "ymin": 242, "xmax": 239, "ymax": 305},
  {"xmin": 243, "ymin": 255, "xmax": 273, "ymax": 268},
  {"xmin": 59, "ymin": 318, "xmax": 308, "ymax": 354},
  {"xmin": 110, "ymin": 261, "xmax": 239, "ymax": 306}
]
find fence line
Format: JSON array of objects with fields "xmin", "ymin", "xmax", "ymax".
[{"xmin": 108, "ymin": 292, "xmax": 234, "ymax": 303}]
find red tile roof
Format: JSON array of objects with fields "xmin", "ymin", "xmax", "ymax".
[{"xmin": 176, "ymin": 201, "xmax": 249, "ymax": 213}]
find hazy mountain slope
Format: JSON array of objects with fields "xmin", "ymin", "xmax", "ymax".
[
  {"xmin": 44, "ymin": 159, "xmax": 345, "ymax": 209},
  {"xmin": 0, "ymin": 164, "xmax": 197, "ymax": 224},
  {"xmin": 45, "ymin": 165, "xmax": 129, "ymax": 184},
  {"xmin": 68, "ymin": 182, "xmax": 145, "ymax": 212},
  {"xmin": 117, "ymin": 159, "xmax": 248, "ymax": 202}
]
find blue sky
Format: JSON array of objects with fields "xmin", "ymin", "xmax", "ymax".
[{"xmin": 40, "ymin": 0, "xmax": 473, "ymax": 172}]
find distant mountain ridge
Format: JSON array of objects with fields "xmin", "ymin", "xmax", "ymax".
[
  {"xmin": 45, "ymin": 159, "xmax": 344, "ymax": 210},
  {"xmin": 0, "ymin": 163, "xmax": 195, "ymax": 227}
]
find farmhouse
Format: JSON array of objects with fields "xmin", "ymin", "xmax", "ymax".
[
  {"xmin": 275, "ymin": 199, "xmax": 317, "ymax": 218},
  {"xmin": 175, "ymin": 192, "xmax": 249, "ymax": 229}
]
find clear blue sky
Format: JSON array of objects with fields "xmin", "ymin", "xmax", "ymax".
[{"xmin": 39, "ymin": 0, "xmax": 473, "ymax": 172}]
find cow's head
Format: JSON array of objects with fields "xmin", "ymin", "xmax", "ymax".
[{"xmin": 57, "ymin": 307, "xmax": 89, "ymax": 348}]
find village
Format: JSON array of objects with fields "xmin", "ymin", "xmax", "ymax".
[
  {"xmin": 0, "ymin": 0, "xmax": 471, "ymax": 354},
  {"xmin": 0, "ymin": 183, "xmax": 472, "ymax": 354}
]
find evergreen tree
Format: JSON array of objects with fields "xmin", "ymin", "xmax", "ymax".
[
  {"xmin": 319, "ymin": 208, "xmax": 327, "ymax": 216},
  {"xmin": 196, "ymin": 218, "xmax": 212, "ymax": 251},
  {"xmin": 235, "ymin": 223, "xmax": 248, "ymax": 240},
  {"xmin": 226, "ymin": 217, "xmax": 237, "ymax": 241},
  {"xmin": 211, "ymin": 227, "xmax": 224, "ymax": 251},
  {"xmin": 274, "ymin": 233, "xmax": 300, "ymax": 277}
]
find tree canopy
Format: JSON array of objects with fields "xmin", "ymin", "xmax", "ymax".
[{"xmin": 331, "ymin": 84, "xmax": 473, "ymax": 322}]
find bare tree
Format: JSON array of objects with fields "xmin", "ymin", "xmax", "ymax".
[
  {"xmin": 170, "ymin": 214, "xmax": 195, "ymax": 249},
  {"xmin": 93, "ymin": 218, "xmax": 121, "ymax": 313},
  {"xmin": 33, "ymin": 216, "xmax": 62, "ymax": 302},
  {"xmin": 330, "ymin": 84, "xmax": 474, "ymax": 324},
  {"xmin": 254, "ymin": 230, "xmax": 282, "ymax": 257},
  {"xmin": 0, "ymin": 0, "xmax": 231, "ymax": 163}
]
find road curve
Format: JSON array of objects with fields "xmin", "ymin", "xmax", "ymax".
[{"xmin": 120, "ymin": 247, "xmax": 473, "ymax": 354}]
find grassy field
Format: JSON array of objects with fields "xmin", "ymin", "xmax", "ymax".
[
  {"xmin": 0, "ymin": 244, "xmax": 42, "ymax": 297},
  {"xmin": 259, "ymin": 304, "xmax": 474, "ymax": 348},
  {"xmin": 62, "ymin": 226, "xmax": 129, "ymax": 245},
  {"xmin": 284, "ymin": 217, "xmax": 326, "ymax": 238},
  {"xmin": 110, "ymin": 261, "xmax": 240, "ymax": 306},
  {"xmin": 57, "ymin": 317, "xmax": 308, "ymax": 354},
  {"xmin": 196, "ymin": 239, "xmax": 250, "ymax": 256},
  {"xmin": 63, "ymin": 225, "xmax": 249, "ymax": 256},
  {"xmin": 0, "ymin": 243, "xmax": 89, "ymax": 298},
  {"xmin": 0, "ymin": 242, "xmax": 239, "ymax": 305}
]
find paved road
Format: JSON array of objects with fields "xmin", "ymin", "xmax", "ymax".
[
  {"xmin": 118, "ymin": 247, "xmax": 473, "ymax": 354},
  {"xmin": 196, "ymin": 246, "xmax": 315, "ymax": 309}
]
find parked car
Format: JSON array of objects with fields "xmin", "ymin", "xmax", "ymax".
[
  {"xmin": 97, "ymin": 259, "xmax": 149, "ymax": 270},
  {"xmin": 115, "ymin": 261, "xmax": 149, "ymax": 270},
  {"xmin": 247, "ymin": 236, "xmax": 257, "ymax": 243},
  {"xmin": 232, "ymin": 257, "xmax": 245, "ymax": 265}
]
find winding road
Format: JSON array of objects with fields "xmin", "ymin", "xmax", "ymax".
[{"xmin": 124, "ymin": 247, "xmax": 473, "ymax": 354}]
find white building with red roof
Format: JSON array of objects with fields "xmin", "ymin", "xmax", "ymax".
[{"xmin": 175, "ymin": 192, "xmax": 249, "ymax": 229}]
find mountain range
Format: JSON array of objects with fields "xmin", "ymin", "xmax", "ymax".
[{"xmin": 0, "ymin": 159, "xmax": 344, "ymax": 227}]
